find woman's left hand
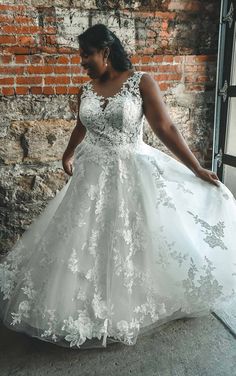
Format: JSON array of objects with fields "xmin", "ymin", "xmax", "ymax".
[{"xmin": 194, "ymin": 166, "xmax": 220, "ymax": 187}]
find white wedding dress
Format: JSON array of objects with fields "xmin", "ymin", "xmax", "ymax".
[{"xmin": 1, "ymin": 70, "xmax": 236, "ymax": 350}]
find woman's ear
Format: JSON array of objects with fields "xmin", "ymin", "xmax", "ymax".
[{"xmin": 104, "ymin": 47, "xmax": 110, "ymax": 59}]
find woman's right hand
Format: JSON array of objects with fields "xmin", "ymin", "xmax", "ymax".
[{"xmin": 62, "ymin": 151, "xmax": 74, "ymax": 176}]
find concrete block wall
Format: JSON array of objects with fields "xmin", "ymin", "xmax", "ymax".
[{"xmin": 0, "ymin": 1, "xmax": 220, "ymax": 252}]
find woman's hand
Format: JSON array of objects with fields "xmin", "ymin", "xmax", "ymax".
[
  {"xmin": 194, "ymin": 166, "xmax": 220, "ymax": 187},
  {"xmin": 62, "ymin": 151, "xmax": 74, "ymax": 176}
]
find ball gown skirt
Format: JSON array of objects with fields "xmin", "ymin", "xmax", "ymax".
[{"xmin": 0, "ymin": 71, "xmax": 236, "ymax": 350}]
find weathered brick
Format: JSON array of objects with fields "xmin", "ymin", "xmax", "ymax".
[
  {"xmin": 16, "ymin": 36, "xmax": 36, "ymax": 46},
  {"xmin": 26, "ymin": 65, "xmax": 54, "ymax": 74},
  {"xmin": 0, "ymin": 66, "xmax": 25, "ymax": 75},
  {"xmin": 15, "ymin": 86, "xmax": 30, "ymax": 95},
  {"xmin": 0, "ymin": 36, "xmax": 16, "ymax": 45},
  {"xmin": 16, "ymin": 76, "xmax": 42, "ymax": 85},
  {"xmin": 1, "ymin": 87, "xmax": 15, "ymax": 95},
  {"xmin": 15, "ymin": 55, "xmax": 29, "ymax": 64},
  {"xmin": 0, "ymin": 1, "xmax": 220, "ymax": 247},
  {"xmin": 0, "ymin": 77, "xmax": 14, "ymax": 85},
  {"xmin": 44, "ymin": 76, "xmax": 70, "ymax": 84}
]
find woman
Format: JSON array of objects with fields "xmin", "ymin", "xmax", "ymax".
[{"xmin": 0, "ymin": 23, "xmax": 236, "ymax": 350}]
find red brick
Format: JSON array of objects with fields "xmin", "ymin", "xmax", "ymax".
[
  {"xmin": 184, "ymin": 74, "xmax": 197, "ymax": 83},
  {"xmin": 0, "ymin": 15, "xmax": 14, "ymax": 23},
  {"xmin": 174, "ymin": 56, "xmax": 183, "ymax": 63},
  {"xmin": 44, "ymin": 76, "xmax": 70, "ymax": 85},
  {"xmin": 15, "ymin": 55, "xmax": 28, "ymax": 64},
  {"xmin": 77, "ymin": 76, "xmax": 90, "ymax": 84},
  {"xmin": 16, "ymin": 36, "xmax": 35, "ymax": 46},
  {"xmin": 57, "ymin": 56, "xmax": 70, "ymax": 64},
  {"xmin": 43, "ymin": 26, "xmax": 57, "ymax": 35},
  {"xmin": 154, "ymin": 11, "xmax": 177, "ymax": 20},
  {"xmin": 195, "ymin": 55, "xmax": 216, "ymax": 62},
  {"xmin": 40, "ymin": 46, "xmax": 58, "ymax": 54},
  {"xmin": 196, "ymin": 75, "xmax": 209, "ymax": 83},
  {"xmin": 142, "ymin": 65, "xmax": 181, "ymax": 73},
  {"xmin": 55, "ymin": 86, "xmax": 68, "ymax": 94},
  {"xmin": 15, "ymin": 16, "xmax": 34, "ymax": 24},
  {"xmin": 53, "ymin": 66, "xmax": 70, "ymax": 74},
  {"xmin": 30, "ymin": 55, "xmax": 44, "ymax": 65},
  {"xmin": 135, "ymin": 11, "xmax": 155, "ymax": 18},
  {"xmin": 68, "ymin": 87, "xmax": 79, "ymax": 94},
  {"xmin": 130, "ymin": 56, "xmax": 142, "ymax": 64},
  {"xmin": 70, "ymin": 56, "xmax": 80, "ymax": 64},
  {"xmin": 44, "ymin": 16, "xmax": 56, "ymax": 23},
  {"xmin": 0, "ymin": 4, "xmax": 26, "ymax": 12},
  {"xmin": 16, "ymin": 76, "xmax": 42, "ymax": 85},
  {"xmin": 0, "ymin": 77, "xmax": 14, "ymax": 85},
  {"xmin": 184, "ymin": 65, "xmax": 199, "ymax": 72},
  {"xmin": 155, "ymin": 73, "xmax": 182, "ymax": 81},
  {"xmin": 30, "ymin": 86, "xmax": 43, "ymax": 94},
  {"xmin": 185, "ymin": 55, "xmax": 197, "ymax": 63},
  {"xmin": 71, "ymin": 76, "xmax": 90, "ymax": 84},
  {"xmin": 152, "ymin": 56, "xmax": 164, "ymax": 63},
  {"xmin": 46, "ymin": 35, "xmax": 57, "ymax": 45},
  {"xmin": 58, "ymin": 47, "xmax": 76, "ymax": 54},
  {"xmin": 0, "ymin": 55, "xmax": 13, "ymax": 64},
  {"xmin": 2, "ymin": 87, "xmax": 15, "ymax": 96},
  {"xmin": 158, "ymin": 65, "xmax": 181, "ymax": 73},
  {"xmin": 158, "ymin": 82, "xmax": 171, "ymax": 91},
  {"xmin": 163, "ymin": 56, "xmax": 174, "ymax": 63},
  {"xmin": 42, "ymin": 86, "xmax": 55, "ymax": 95},
  {"xmin": 26, "ymin": 66, "xmax": 54, "ymax": 74},
  {"xmin": 44, "ymin": 56, "xmax": 57, "ymax": 65},
  {"xmin": 0, "ymin": 66, "xmax": 25, "ymax": 75},
  {"xmin": 185, "ymin": 74, "xmax": 211, "ymax": 84},
  {"xmin": 185, "ymin": 55, "xmax": 216, "ymax": 64},
  {"xmin": 2, "ymin": 25, "xmax": 41, "ymax": 34},
  {"xmin": 5, "ymin": 46, "xmax": 30, "ymax": 54},
  {"xmin": 70, "ymin": 66, "xmax": 82, "ymax": 74},
  {"xmin": 15, "ymin": 86, "xmax": 30, "ymax": 95},
  {"xmin": 0, "ymin": 36, "xmax": 16, "ymax": 45}
]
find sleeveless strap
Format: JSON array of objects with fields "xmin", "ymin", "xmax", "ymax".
[
  {"xmin": 81, "ymin": 70, "xmax": 145, "ymax": 100},
  {"xmin": 128, "ymin": 71, "xmax": 145, "ymax": 98}
]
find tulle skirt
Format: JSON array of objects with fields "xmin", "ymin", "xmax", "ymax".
[{"xmin": 1, "ymin": 139, "xmax": 236, "ymax": 349}]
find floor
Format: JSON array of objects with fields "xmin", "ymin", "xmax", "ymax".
[{"xmin": 0, "ymin": 313, "xmax": 236, "ymax": 376}]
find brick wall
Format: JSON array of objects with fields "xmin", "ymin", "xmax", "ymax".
[{"xmin": 0, "ymin": 0, "xmax": 220, "ymax": 252}]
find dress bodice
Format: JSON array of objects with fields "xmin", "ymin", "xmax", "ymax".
[{"xmin": 79, "ymin": 71, "xmax": 145, "ymax": 149}]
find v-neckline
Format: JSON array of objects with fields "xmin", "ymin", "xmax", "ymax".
[{"xmin": 88, "ymin": 71, "xmax": 137, "ymax": 111}]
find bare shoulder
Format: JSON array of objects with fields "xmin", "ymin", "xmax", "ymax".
[{"xmin": 139, "ymin": 72, "xmax": 159, "ymax": 94}]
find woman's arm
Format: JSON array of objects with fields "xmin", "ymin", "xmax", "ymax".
[
  {"xmin": 140, "ymin": 73, "xmax": 219, "ymax": 186},
  {"xmin": 62, "ymin": 86, "xmax": 87, "ymax": 175},
  {"xmin": 63, "ymin": 87, "xmax": 87, "ymax": 158}
]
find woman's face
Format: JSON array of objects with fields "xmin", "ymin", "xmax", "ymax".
[{"xmin": 79, "ymin": 46, "xmax": 108, "ymax": 78}]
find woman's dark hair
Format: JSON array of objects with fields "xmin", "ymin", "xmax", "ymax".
[{"xmin": 78, "ymin": 24, "xmax": 133, "ymax": 72}]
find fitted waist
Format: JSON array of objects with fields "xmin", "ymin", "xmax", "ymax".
[{"xmin": 81, "ymin": 131, "xmax": 144, "ymax": 150}]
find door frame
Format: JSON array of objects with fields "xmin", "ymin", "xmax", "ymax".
[{"xmin": 212, "ymin": 0, "xmax": 236, "ymax": 179}]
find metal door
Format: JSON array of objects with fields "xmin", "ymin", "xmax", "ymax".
[{"xmin": 212, "ymin": 0, "xmax": 236, "ymax": 197}]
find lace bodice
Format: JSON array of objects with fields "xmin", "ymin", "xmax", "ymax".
[{"xmin": 79, "ymin": 71, "xmax": 145, "ymax": 149}]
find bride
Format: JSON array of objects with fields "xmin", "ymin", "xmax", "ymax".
[{"xmin": 0, "ymin": 23, "xmax": 235, "ymax": 350}]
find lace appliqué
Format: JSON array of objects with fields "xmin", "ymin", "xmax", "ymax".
[{"xmin": 187, "ymin": 211, "xmax": 228, "ymax": 250}]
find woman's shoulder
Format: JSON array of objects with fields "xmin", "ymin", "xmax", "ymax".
[
  {"xmin": 133, "ymin": 71, "xmax": 154, "ymax": 90},
  {"xmin": 137, "ymin": 71, "xmax": 156, "ymax": 86}
]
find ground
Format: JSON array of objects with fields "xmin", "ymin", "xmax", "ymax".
[{"xmin": 0, "ymin": 313, "xmax": 236, "ymax": 376}]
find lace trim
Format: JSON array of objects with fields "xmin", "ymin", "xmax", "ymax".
[{"xmin": 81, "ymin": 71, "xmax": 144, "ymax": 112}]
